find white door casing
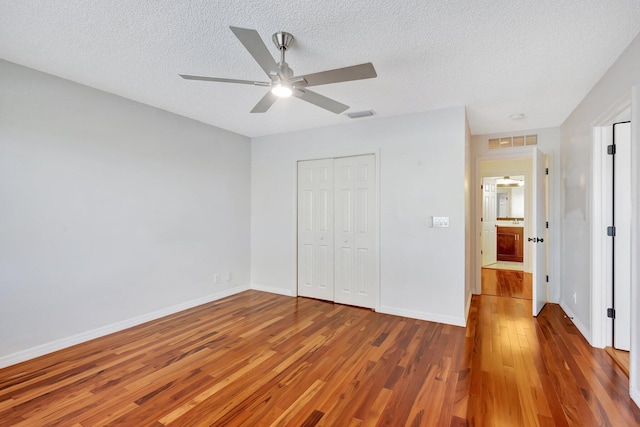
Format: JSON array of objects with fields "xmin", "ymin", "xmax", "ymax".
[
  {"xmin": 333, "ymin": 155, "xmax": 378, "ymax": 309},
  {"xmin": 297, "ymin": 159, "xmax": 334, "ymax": 301},
  {"xmin": 532, "ymin": 148, "xmax": 548, "ymax": 316},
  {"xmin": 482, "ymin": 178, "xmax": 497, "ymax": 266}
]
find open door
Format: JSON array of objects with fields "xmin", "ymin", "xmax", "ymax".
[
  {"xmin": 612, "ymin": 122, "xmax": 632, "ymax": 351},
  {"xmin": 532, "ymin": 148, "xmax": 548, "ymax": 315},
  {"xmin": 481, "ymin": 177, "xmax": 497, "ymax": 266}
]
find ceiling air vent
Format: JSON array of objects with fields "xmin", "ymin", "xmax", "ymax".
[{"xmin": 347, "ymin": 110, "xmax": 375, "ymax": 119}]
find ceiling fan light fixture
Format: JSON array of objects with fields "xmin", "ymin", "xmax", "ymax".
[{"xmin": 271, "ymin": 84, "xmax": 292, "ymax": 98}]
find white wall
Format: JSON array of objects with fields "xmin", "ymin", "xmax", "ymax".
[
  {"xmin": 251, "ymin": 108, "xmax": 469, "ymax": 326},
  {"xmin": 465, "ymin": 116, "xmax": 473, "ymax": 318},
  {"xmin": 0, "ymin": 60, "xmax": 251, "ymax": 367},
  {"xmin": 471, "ymin": 127, "xmax": 561, "ymax": 301},
  {"xmin": 560, "ymin": 32, "xmax": 640, "ymax": 346}
]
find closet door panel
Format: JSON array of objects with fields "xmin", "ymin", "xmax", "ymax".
[
  {"xmin": 297, "ymin": 159, "xmax": 334, "ymax": 301},
  {"xmin": 334, "ymin": 154, "xmax": 377, "ymax": 308}
]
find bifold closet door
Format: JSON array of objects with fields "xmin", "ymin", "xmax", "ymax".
[
  {"xmin": 297, "ymin": 159, "xmax": 335, "ymax": 301},
  {"xmin": 333, "ymin": 155, "xmax": 377, "ymax": 309},
  {"xmin": 297, "ymin": 154, "xmax": 378, "ymax": 310}
]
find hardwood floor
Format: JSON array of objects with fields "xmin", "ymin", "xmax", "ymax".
[
  {"xmin": 605, "ymin": 347, "xmax": 631, "ymax": 377},
  {"xmin": 1, "ymin": 290, "xmax": 639, "ymax": 426},
  {"xmin": 482, "ymin": 267, "xmax": 532, "ymax": 300}
]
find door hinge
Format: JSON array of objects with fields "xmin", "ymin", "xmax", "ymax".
[
  {"xmin": 545, "ymin": 168, "xmax": 549, "ymax": 175},
  {"xmin": 481, "ymin": 217, "xmax": 483, "ymax": 222},
  {"xmin": 607, "ymin": 226, "xmax": 616, "ymax": 237},
  {"xmin": 607, "ymin": 308, "xmax": 616, "ymax": 319},
  {"xmin": 607, "ymin": 144, "xmax": 616, "ymax": 155},
  {"xmin": 545, "ymin": 221, "xmax": 549, "ymax": 229},
  {"xmin": 481, "ymin": 184, "xmax": 483, "ymax": 190},
  {"xmin": 546, "ymin": 275, "xmax": 549, "ymax": 283},
  {"xmin": 481, "ymin": 250, "xmax": 483, "ymax": 255}
]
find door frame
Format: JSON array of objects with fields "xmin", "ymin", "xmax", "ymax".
[
  {"xmin": 630, "ymin": 85, "xmax": 639, "ymax": 406},
  {"xmin": 474, "ymin": 148, "xmax": 546, "ymax": 313},
  {"xmin": 295, "ymin": 151, "xmax": 381, "ymax": 312},
  {"xmin": 591, "ymin": 113, "xmax": 632, "ymax": 349}
]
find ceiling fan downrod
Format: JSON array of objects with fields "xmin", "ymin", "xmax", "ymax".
[{"xmin": 272, "ymin": 31, "xmax": 294, "ymax": 66}]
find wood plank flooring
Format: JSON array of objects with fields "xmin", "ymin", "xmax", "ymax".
[
  {"xmin": 605, "ymin": 347, "xmax": 630, "ymax": 377},
  {"xmin": 482, "ymin": 267, "xmax": 532, "ymax": 300},
  {"xmin": 1, "ymin": 290, "xmax": 639, "ymax": 426}
]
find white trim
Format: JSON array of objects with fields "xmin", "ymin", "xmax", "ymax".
[
  {"xmin": 250, "ymin": 283, "xmax": 297, "ymax": 297},
  {"xmin": 560, "ymin": 301, "xmax": 594, "ymax": 347},
  {"xmin": 630, "ymin": 85, "xmax": 639, "ymax": 406},
  {"xmin": 632, "ymin": 388, "xmax": 640, "ymax": 408},
  {"xmin": 0, "ymin": 285, "xmax": 249, "ymax": 369},
  {"xmin": 379, "ymin": 305, "xmax": 466, "ymax": 327},
  {"xmin": 591, "ymin": 126, "xmax": 610, "ymax": 348},
  {"xmin": 465, "ymin": 291, "xmax": 473, "ymax": 325}
]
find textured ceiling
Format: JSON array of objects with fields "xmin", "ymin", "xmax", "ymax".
[{"xmin": 1, "ymin": 1, "xmax": 639, "ymax": 138}]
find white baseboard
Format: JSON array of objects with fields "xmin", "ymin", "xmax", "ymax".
[
  {"xmin": 559, "ymin": 301, "xmax": 593, "ymax": 346},
  {"xmin": 250, "ymin": 283, "xmax": 297, "ymax": 297},
  {"xmin": 0, "ymin": 284, "xmax": 249, "ymax": 369},
  {"xmin": 631, "ymin": 387, "xmax": 640, "ymax": 408},
  {"xmin": 465, "ymin": 291, "xmax": 473, "ymax": 326},
  {"xmin": 379, "ymin": 305, "xmax": 466, "ymax": 327}
]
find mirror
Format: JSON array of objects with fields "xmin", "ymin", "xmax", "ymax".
[{"xmin": 495, "ymin": 176, "xmax": 525, "ymax": 219}]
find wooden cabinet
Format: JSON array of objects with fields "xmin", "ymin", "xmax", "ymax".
[{"xmin": 496, "ymin": 226, "xmax": 523, "ymax": 262}]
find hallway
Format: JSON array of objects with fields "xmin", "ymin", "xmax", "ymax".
[{"xmin": 481, "ymin": 267, "xmax": 532, "ymax": 300}]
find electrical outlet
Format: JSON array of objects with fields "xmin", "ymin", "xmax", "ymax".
[
  {"xmin": 214, "ymin": 273, "xmax": 220, "ymax": 284},
  {"xmin": 573, "ymin": 292, "xmax": 577, "ymax": 304}
]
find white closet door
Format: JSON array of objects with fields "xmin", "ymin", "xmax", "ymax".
[
  {"xmin": 297, "ymin": 159, "xmax": 334, "ymax": 301},
  {"xmin": 333, "ymin": 154, "xmax": 378, "ymax": 309}
]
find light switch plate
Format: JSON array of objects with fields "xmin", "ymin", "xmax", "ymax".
[{"xmin": 433, "ymin": 216, "xmax": 449, "ymax": 228}]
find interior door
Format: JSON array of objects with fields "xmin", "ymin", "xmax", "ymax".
[
  {"xmin": 333, "ymin": 155, "xmax": 377, "ymax": 309},
  {"xmin": 482, "ymin": 178, "xmax": 497, "ymax": 266},
  {"xmin": 613, "ymin": 122, "xmax": 631, "ymax": 351},
  {"xmin": 532, "ymin": 149, "xmax": 548, "ymax": 316},
  {"xmin": 297, "ymin": 159, "xmax": 334, "ymax": 301}
]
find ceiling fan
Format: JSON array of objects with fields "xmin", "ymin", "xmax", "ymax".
[{"xmin": 179, "ymin": 26, "xmax": 377, "ymax": 114}]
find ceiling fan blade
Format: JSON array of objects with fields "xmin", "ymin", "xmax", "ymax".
[
  {"xmin": 293, "ymin": 89, "xmax": 349, "ymax": 114},
  {"xmin": 179, "ymin": 74, "xmax": 270, "ymax": 86},
  {"xmin": 250, "ymin": 91, "xmax": 278, "ymax": 113},
  {"xmin": 229, "ymin": 26, "xmax": 279, "ymax": 78},
  {"xmin": 293, "ymin": 62, "xmax": 377, "ymax": 87}
]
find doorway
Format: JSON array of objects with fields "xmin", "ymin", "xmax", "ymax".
[
  {"xmin": 297, "ymin": 154, "xmax": 379, "ymax": 309},
  {"xmin": 593, "ymin": 121, "xmax": 631, "ymax": 367},
  {"xmin": 482, "ymin": 175, "xmax": 526, "ymax": 272},
  {"xmin": 481, "ymin": 173, "xmax": 530, "ymax": 300},
  {"xmin": 476, "ymin": 149, "xmax": 548, "ymax": 314}
]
